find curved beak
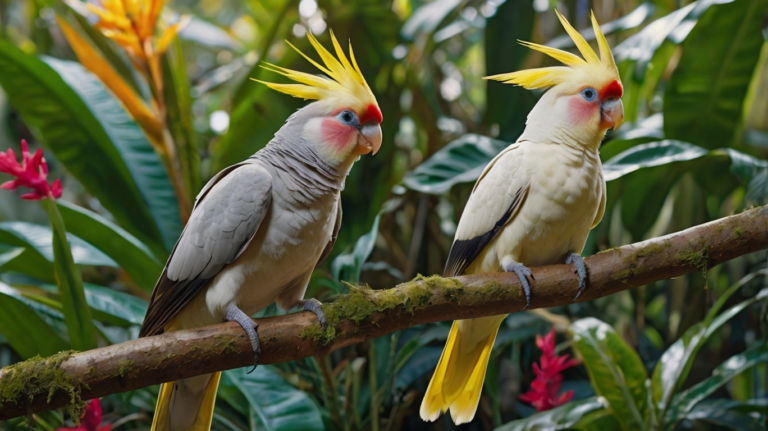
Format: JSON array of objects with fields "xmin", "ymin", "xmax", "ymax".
[
  {"xmin": 601, "ymin": 98, "xmax": 624, "ymax": 131},
  {"xmin": 355, "ymin": 122, "xmax": 383, "ymax": 155}
]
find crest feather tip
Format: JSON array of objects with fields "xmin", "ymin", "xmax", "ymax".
[{"xmin": 253, "ymin": 30, "xmax": 378, "ymax": 110}]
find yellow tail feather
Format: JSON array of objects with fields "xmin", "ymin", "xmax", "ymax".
[
  {"xmin": 420, "ymin": 315, "xmax": 507, "ymax": 425},
  {"xmin": 151, "ymin": 372, "xmax": 221, "ymax": 431}
]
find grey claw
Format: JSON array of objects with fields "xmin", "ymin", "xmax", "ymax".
[
  {"xmin": 566, "ymin": 253, "xmax": 588, "ymax": 300},
  {"xmin": 301, "ymin": 298, "xmax": 328, "ymax": 330},
  {"xmin": 504, "ymin": 262, "xmax": 534, "ymax": 309},
  {"xmin": 226, "ymin": 303, "xmax": 261, "ymax": 372}
]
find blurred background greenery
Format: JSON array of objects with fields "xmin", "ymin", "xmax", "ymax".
[{"xmin": 0, "ymin": 0, "xmax": 767, "ymax": 429}]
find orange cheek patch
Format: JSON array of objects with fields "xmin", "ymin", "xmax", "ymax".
[
  {"xmin": 567, "ymin": 97, "xmax": 597, "ymax": 125},
  {"xmin": 321, "ymin": 118, "xmax": 357, "ymax": 151}
]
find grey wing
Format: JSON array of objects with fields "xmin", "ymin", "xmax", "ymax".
[{"xmin": 140, "ymin": 162, "xmax": 272, "ymax": 337}]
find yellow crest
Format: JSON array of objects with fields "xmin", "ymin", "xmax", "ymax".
[
  {"xmin": 253, "ymin": 31, "xmax": 378, "ymax": 111},
  {"xmin": 485, "ymin": 10, "xmax": 620, "ymax": 92}
]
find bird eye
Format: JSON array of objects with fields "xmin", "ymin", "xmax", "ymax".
[
  {"xmin": 580, "ymin": 87, "xmax": 597, "ymax": 102},
  {"xmin": 337, "ymin": 110, "xmax": 359, "ymax": 126}
]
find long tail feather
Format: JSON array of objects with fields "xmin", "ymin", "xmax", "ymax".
[
  {"xmin": 151, "ymin": 372, "xmax": 221, "ymax": 431},
  {"xmin": 420, "ymin": 315, "xmax": 507, "ymax": 425}
]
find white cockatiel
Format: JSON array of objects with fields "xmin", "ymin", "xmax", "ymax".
[
  {"xmin": 140, "ymin": 32, "xmax": 383, "ymax": 431},
  {"xmin": 420, "ymin": 11, "xmax": 624, "ymax": 425}
]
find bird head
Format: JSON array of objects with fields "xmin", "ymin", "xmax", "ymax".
[
  {"xmin": 254, "ymin": 31, "xmax": 383, "ymax": 165},
  {"xmin": 485, "ymin": 11, "xmax": 623, "ymax": 148}
]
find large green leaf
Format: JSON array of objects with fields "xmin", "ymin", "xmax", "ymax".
[
  {"xmin": 11, "ymin": 278, "xmax": 147, "ymax": 328},
  {"xmin": 664, "ymin": 0, "xmax": 768, "ymax": 149},
  {"xmin": 402, "ymin": 134, "xmax": 509, "ymax": 194},
  {"xmin": 494, "ymin": 397, "xmax": 607, "ymax": 431},
  {"xmin": 652, "ymin": 288, "xmax": 768, "ymax": 420},
  {"xmin": 602, "ymin": 140, "xmax": 708, "ymax": 181},
  {"xmin": 222, "ymin": 366, "xmax": 324, "ymax": 431},
  {"xmin": 57, "ymin": 201, "xmax": 162, "ymax": 291},
  {"xmin": 0, "ymin": 41, "xmax": 179, "ymax": 256},
  {"xmin": 665, "ymin": 344, "xmax": 768, "ymax": 428},
  {"xmin": 0, "ymin": 221, "xmax": 116, "ymax": 267},
  {"xmin": 683, "ymin": 399, "xmax": 768, "ymax": 431},
  {"xmin": 44, "ymin": 57, "xmax": 182, "ymax": 254},
  {"xmin": 0, "ymin": 282, "xmax": 69, "ymax": 359},
  {"xmin": 570, "ymin": 318, "xmax": 648, "ymax": 430},
  {"xmin": 42, "ymin": 200, "xmax": 97, "ymax": 351},
  {"xmin": 603, "ymin": 141, "xmax": 766, "ymax": 238},
  {"xmin": 613, "ymin": 0, "xmax": 721, "ymax": 80},
  {"xmin": 82, "ymin": 284, "xmax": 148, "ymax": 327}
]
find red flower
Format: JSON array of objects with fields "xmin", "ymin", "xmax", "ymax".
[
  {"xmin": 57, "ymin": 399, "xmax": 111, "ymax": 431},
  {"xmin": 0, "ymin": 139, "xmax": 62, "ymax": 200},
  {"xmin": 519, "ymin": 329, "xmax": 579, "ymax": 411}
]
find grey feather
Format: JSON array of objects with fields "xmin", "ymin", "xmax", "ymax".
[{"xmin": 167, "ymin": 163, "xmax": 272, "ymax": 280}]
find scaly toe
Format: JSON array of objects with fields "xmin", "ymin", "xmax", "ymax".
[{"xmin": 302, "ymin": 298, "xmax": 328, "ymax": 330}]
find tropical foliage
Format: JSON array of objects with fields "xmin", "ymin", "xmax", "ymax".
[{"xmin": 0, "ymin": 0, "xmax": 767, "ymax": 429}]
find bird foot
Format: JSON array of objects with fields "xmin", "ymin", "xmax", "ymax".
[
  {"xmin": 503, "ymin": 261, "xmax": 534, "ymax": 309},
  {"xmin": 226, "ymin": 303, "xmax": 260, "ymax": 374},
  {"xmin": 566, "ymin": 253, "xmax": 589, "ymax": 300},
  {"xmin": 298, "ymin": 298, "xmax": 328, "ymax": 330}
]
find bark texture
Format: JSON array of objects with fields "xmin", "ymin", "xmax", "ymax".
[{"xmin": 0, "ymin": 205, "xmax": 766, "ymax": 419}]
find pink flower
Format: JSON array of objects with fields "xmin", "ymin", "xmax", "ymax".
[
  {"xmin": 519, "ymin": 329, "xmax": 579, "ymax": 411},
  {"xmin": 57, "ymin": 399, "xmax": 111, "ymax": 431},
  {"xmin": 0, "ymin": 139, "xmax": 62, "ymax": 200}
]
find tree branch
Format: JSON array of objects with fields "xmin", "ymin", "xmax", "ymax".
[{"xmin": 1, "ymin": 206, "xmax": 767, "ymax": 419}]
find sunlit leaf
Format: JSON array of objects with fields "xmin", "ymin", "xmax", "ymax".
[
  {"xmin": 683, "ymin": 398, "xmax": 768, "ymax": 431},
  {"xmin": 0, "ymin": 41, "xmax": 180, "ymax": 256},
  {"xmin": 222, "ymin": 366, "xmax": 324, "ymax": 431},
  {"xmin": 401, "ymin": 0, "xmax": 461, "ymax": 40},
  {"xmin": 402, "ymin": 134, "xmax": 509, "ymax": 194},
  {"xmin": 652, "ymin": 288, "xmax": 768, "ymax": 420},
  {"xmin": 664, "ymin": 0, "xmax": 768, "ymax": 149},
  {"xmin": 179, "ymin": 17, "xmax": 243, "ymax": 51},
  {"xmin": 613, "ymin": 0, "xmax": 725, "ymax": 79},
  {"xmin": 0, "ymin": 221, "xmax": 116, "ymax": 267},
  {"xmin": 570, "ymin": 318, "xmax": 648, "ymax": 430},
  {"xmin": 665, "ymin": 344, "xmax": 768, "ymax": 428},
  {"xmin": 494, "ymin": 397, "xmax": 607, "ymax": 431}
]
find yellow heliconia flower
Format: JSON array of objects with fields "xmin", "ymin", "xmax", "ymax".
[{"xmin": 85, "ymin": 0, "xmax": 186, "ymax": 61}]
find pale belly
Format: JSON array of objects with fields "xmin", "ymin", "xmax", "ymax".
[
  {"xmin": 172, "ymin": 193, "xmax": 339, "ymax": 329},
  {"xmin": 471, "ymin": 143, "xmax": 604, "ymax": 273}
]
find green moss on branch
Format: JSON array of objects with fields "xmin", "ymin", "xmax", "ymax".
[
  {"xmin": 300, "ymin": 275, "xmax": 463, "ymax": 345},
  {"xmin": 0, "ymin": 350, "xmax": 85, "ymax": 420}
]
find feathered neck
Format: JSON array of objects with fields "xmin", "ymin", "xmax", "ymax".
[{"xmin": 251, "ymin": 103, "xmax": 355, "ymax": 195}]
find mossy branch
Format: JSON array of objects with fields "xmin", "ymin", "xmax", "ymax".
[{"xmin": 1, "ymin": 206, "xmax": 768, "ymax": 420}]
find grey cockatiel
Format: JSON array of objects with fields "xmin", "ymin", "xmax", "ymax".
[{"xmin": 139, "ymin": 32, "xmax": 383, "ymax": 431}]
